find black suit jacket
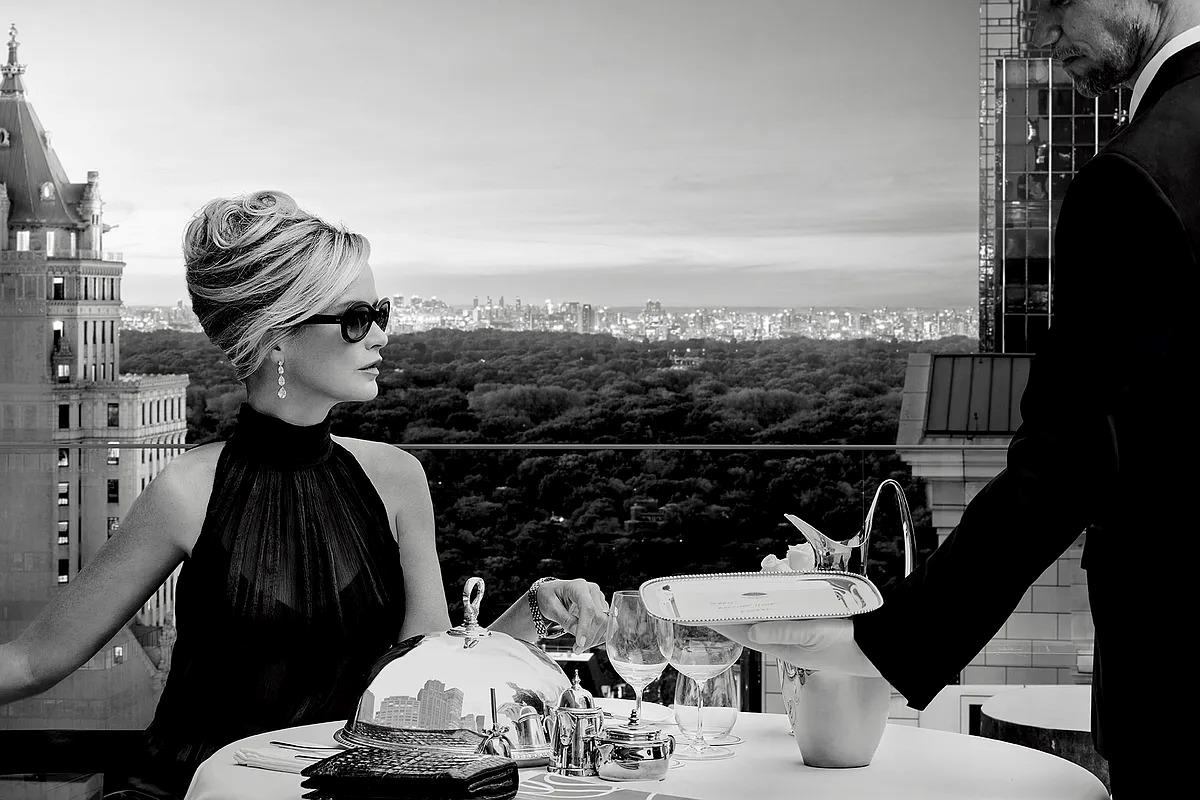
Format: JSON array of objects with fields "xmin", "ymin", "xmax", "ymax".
[{"xmin": 854, "ymin": 42, "xmax": 1200, "ymax": 765}]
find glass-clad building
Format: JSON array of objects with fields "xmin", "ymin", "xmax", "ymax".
[
  {"xmin": 979, "ymin": 1, "xmax": 1129, "ymax": 353},
  {"xmin": 995, "ymin": 60, "xmax": 1128, "ymax": 352}
]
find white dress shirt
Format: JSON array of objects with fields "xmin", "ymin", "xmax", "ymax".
[{"xmin": 1128, "ymin": 24, "xmax": 1200, "ymax": 120}]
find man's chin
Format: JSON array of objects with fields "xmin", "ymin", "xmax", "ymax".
[
  {"xmin": 1067, "ymin": 69, "xmax": 1117, "ymax": 99},
  {"xmin": 1070, "ymin": 77, "xmax": 1104, "ymax": 99}
]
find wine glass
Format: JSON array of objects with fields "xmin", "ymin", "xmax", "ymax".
[
  {"xmin": 605, "ymin": 591, "xmax": 668, "ymax": 728},
  {"xmin": 673, "ymin": 668, "xmax": 741, "ymax": 746},
  {"xmin": 656, "ymin": 621, "xmax": 742, "ymax": 760}
]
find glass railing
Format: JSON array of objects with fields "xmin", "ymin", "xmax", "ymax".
[{"xmin": 2, "ymin": 440, "xmax": 1042, "ymax": 785}]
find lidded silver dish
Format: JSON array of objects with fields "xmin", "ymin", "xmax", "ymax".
[{"xmin": 337, "ymin": 577, "xmax": 572, "ymax": 767}]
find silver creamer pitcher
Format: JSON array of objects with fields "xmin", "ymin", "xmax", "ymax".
[{"xmin": 778, "ymin": 478, "xmax": 917, "ymax": 768}]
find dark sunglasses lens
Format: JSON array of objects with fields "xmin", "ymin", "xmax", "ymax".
[
  {"xmin": 342, "ymin": 305, "xmax": 373, "ymax": 342},
  {"xmin": 375, "ymin": 299, "xmax": 391, "ymax": 330}
]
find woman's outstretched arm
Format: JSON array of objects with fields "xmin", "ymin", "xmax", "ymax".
[
  {"xmin": 385, "ymin": 447, "xmax": 607, "ymax": 649},
  {"xmin": 0, "ymin": 460, "xmax": 198, "ymax": 704}
]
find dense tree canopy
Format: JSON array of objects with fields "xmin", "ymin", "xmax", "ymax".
[{"xmin": 121, "ymin": 329, "xmax": 975, "ymax": 625}]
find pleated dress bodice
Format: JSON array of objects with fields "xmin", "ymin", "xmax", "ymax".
[{"xmin": 145, "ymin": 403, "xmax": 406, "ymax": 787}]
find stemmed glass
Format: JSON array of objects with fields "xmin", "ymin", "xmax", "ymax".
[
  {"xmin": 657, "ymin": 621, "xmax": 743, "ymax": 760},
  {"xmin": 673, "ymin": 668, "xmax": 741, "ymax": 746},
  {"xmin": 605, "ymin": 591, "xmax": 668, "ymax": 728}
]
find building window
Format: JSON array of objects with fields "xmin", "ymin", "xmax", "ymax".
[
  {"xmin": 56, "ymin": 364, "xmax": 70, "ymax": 383},
  {"xmin": 107, "ymin": 479, "xmax": 119, "ymax": 504},
  {"xmin": 15, "ymin": 231, "xmax": 30, "ymax": 251},
  {"xmin": 52, "ymin": 276, "xmax": 64, "ymax": 300},
  {"xmin": 107, "ymin": 442, "xmax": 120, "ymax": 465},
  {"xmin": 112, "ymin": 645, "xmax": 124, "ymax": 664},
  {"xmin": 107, "ymin": 517, "xmax": 120, "ymax": 538},
  {"xmin": 57, "ymin": 482, "xmax": 69, "ymax": 506},
  {"xmin": 57, "ymin": 520, "xmax": 69, "ymax": 546},
  {"xmin": 101, "ymin": 363, "xmax": 107, "ymax": 380},
  {"xmin": 58, "ymin": 404, "xmax": 69, "ymax": 429},
  {"xmin": 57, "ymin": 448, "xmax": 69, "ymax": 467},
  {"xmin": 52, "ymin": 320, "xmax": 63, "ymax": 350},
  {"xmin": 107, "ymin": 403, "xmax": 119, "ymax": 427},
  {"xmin": 141, "ymin": 403, "xmax": 145, "ymax": 425},
  {"xmin": 57, "ymin": 559, "xmax": 69, "ymax": 584},
  {"xmin": 40, "ymin": 182, "xmax": 55, "ymax": 201}
]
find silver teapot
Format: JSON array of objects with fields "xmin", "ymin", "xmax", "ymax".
[
  {"xmin": 548, "ymin": 672, "xmax": 674, "ymax": 781},
  {"xmin": 547, "ymin": 675, "xmax": 606, "ymax": 777},
  {"xmin": 338, "ymin": 577, "xmax": 572, "ymax": 767}
]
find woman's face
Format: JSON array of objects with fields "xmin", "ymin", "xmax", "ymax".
[{"xmin": 281, "ymin": 263, "xmax": 388, "ymax": 406}]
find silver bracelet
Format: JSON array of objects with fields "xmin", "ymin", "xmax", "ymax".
[{"xmin": 528, "ymin": 577, "xmax": 566, "ymax": 639}]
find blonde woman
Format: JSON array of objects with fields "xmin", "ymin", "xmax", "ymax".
[{"xmin": 0, "ymin": 191, "xmax": 609, "ymax": 797}]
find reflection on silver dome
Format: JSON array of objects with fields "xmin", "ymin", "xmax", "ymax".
[{"xmin": 337, "ymin": 577, "xmax": 572, "ymax": 767}]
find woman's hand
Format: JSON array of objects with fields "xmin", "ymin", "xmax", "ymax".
[{"xmin": 536, "ymin": 579, "xmax": 610, "ymax": 654}]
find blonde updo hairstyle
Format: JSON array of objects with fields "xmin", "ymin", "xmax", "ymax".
[{"xmin": 184, "ymin": 191, "xmax": 371, "ymax": 381}]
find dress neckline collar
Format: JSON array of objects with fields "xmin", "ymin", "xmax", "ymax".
[{"xmin": 229, "ymin": 402, "xmax": 335, "ymax": 469}]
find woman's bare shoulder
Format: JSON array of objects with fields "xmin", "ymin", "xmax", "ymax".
[{"xmin": 333, "ymin": 436, "xmax": 424, "ymax": 478}]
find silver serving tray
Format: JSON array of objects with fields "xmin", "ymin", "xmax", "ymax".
[{"xmin": 639, "ymin": 570, "xmax": 883, "ymax": 625}]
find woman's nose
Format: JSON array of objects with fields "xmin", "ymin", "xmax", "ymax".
[{"xmin": 365, "ymin": 320, "xmax": 388, "ymax": 348}]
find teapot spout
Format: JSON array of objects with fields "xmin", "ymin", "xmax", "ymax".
[{"xmin": 783, "ymin": 514, "xmax": 859, "ymax": 572}]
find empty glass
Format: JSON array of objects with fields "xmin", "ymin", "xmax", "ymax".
[
  {"xmin": 673, "ymin": 668, "xmax": 742, "ymax": 747},
  {"xmin": 605, "ymin": 591, "xmax": 668, "ymax": 727},
  {"xmin": 656, "ymin": 621, "xmax": 743, "ymax": 761}
]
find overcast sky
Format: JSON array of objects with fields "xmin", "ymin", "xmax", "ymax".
[{"xmin": 7, "ymin": 0, "xmax": 979, "ymax": 307}]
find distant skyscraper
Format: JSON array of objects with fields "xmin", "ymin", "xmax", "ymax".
[
  {"xmin": 0, "ymin": 27, "xmax": 188, "ymax": 729},
  {"xmin": 577, "ymin": 303, "xmax": 595, "ymax": 334},
  {"xmin": 979, "ymin": 0, "xmax": 1128, "ymax": 352}
]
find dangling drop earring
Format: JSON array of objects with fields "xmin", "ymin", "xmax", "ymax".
[{"xmin": 277, "ymin": 360, "xmax": 287, "ymax": 399}]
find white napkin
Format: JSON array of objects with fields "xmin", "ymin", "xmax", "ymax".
[{"xmin": 233, "ymin": 744, "xmax": 337, "ymax": 774}]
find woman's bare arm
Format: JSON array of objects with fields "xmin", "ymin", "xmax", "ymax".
[
  {"xmin": 0, "ymin": 458, "xmax": 205, "ymax": 704},
  {"xmin": 390, "ymin": 448, "xmax": 453, "ymax": 641}
]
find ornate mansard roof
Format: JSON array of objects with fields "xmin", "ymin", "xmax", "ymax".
[{"xmin": 0, "ymin": 25, "xmax": 90, "ymax": 228}]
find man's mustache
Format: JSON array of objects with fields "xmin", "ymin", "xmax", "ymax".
[{"xmin": 1053, "ymin": 47, "xmax": 1086, "ymax": 61}]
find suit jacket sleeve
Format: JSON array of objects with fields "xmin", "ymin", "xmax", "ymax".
[{"xmin": 852, "ymin": 152, "xmax": 1193, "ymax": 709}]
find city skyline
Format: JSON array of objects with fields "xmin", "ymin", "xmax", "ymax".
[
  {"xmin": 122, "ymin": 296, "xmax": 978, "ymax": 343},
  {"xmin": 6, "ymin": 0, "xmax": 979, "ymax": 307}
]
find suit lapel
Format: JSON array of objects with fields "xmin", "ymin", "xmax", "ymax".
[{"xmin": 1133, "ymin": 40, "xmax": 1200, "ymax": 119}]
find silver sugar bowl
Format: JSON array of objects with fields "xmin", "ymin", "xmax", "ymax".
[
  {"xmin": 597, "ymin": 724, "xmax": 676, "ymax": 782},
  {"xmin": 338, "ymin": 577, "xmax": 571, "ymax": 767}
]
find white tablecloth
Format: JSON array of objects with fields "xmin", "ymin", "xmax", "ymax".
[{"xmin": 185, "ymin": 709, "xmax": 1107, "ymax": 800}]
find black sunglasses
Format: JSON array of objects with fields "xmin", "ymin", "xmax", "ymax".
[{"xmin": 299, "ymin": 298, "xmax": 391, "ymax": 343}]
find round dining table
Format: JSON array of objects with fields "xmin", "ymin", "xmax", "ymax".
[{"xmin": 184, "ymin": 703, "xmax": 1108, "ymax": 800}]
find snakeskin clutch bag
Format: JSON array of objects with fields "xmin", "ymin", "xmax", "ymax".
[{"xmin": 299, "ymin": 746, "xmax": 518, "ymax": 800}]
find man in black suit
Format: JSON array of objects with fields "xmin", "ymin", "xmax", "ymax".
[{"xmin": 720, "ymin": 1, "xmax": 1200, "ymax": 793}]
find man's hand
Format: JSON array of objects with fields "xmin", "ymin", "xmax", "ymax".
[
  {"xmin": 711, "ymin": 619, "xmax": 882, "ymax": 678},
  {"xmin": 538, "ymin": 579, "xmax": 610, "ymax": 654}
]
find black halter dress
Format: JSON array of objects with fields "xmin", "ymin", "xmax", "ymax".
[{"xmin": 142, "ymin": 403, "xmax": 406, "ymax": 794}]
